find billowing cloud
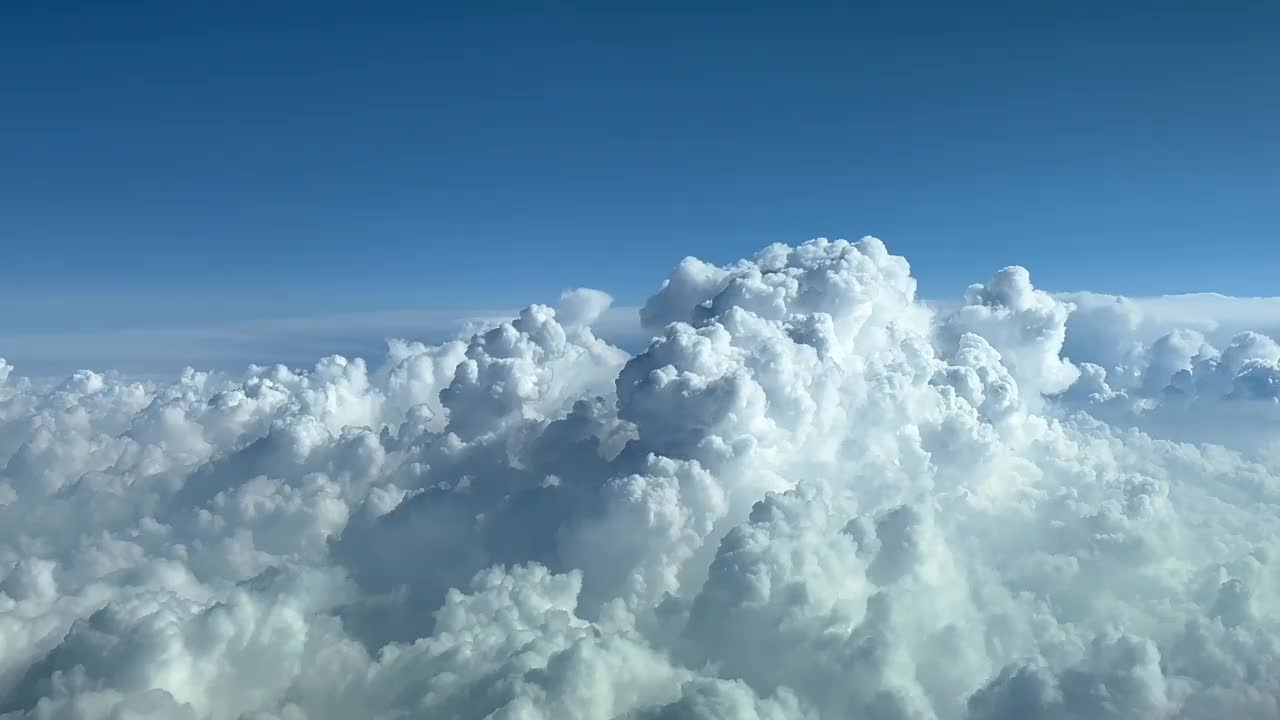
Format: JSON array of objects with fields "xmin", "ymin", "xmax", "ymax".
[
  {"xmin": 2, "ymin": 238, "xmax": 1280, "ymax": 719},
  {"xmin": 1054, "ymin": 293, "xmax": 1280, "ymax": 453}
]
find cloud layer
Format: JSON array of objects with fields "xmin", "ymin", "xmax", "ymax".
[{"xmin": 3, "ymin": 238, "xmax": 1280, "ymax": 719}]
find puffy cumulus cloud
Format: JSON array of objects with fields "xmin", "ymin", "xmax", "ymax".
[
  {"xmin": 1055, "ymin": 293, "xmax": 1280, "ymax": 452},
  {"xmin": 3, "ymin": 241, "xmax": 1280, "ymax": 719},
  {"xmin": 1061, "ymin": 291, "xmax": 1280, "ymax": 361},
  {"xmin": 940, "ymin": 267, "xmax": 1079, "ymax": 402}
]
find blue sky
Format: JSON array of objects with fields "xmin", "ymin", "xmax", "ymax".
[{"xmin": 2, "ymin": 1, "xmax": 1277, "ymax": 362}]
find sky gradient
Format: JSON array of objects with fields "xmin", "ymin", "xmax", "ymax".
[{"xmin": 3, "ymin": 0, "xmax": 1277, "ymax": 343}]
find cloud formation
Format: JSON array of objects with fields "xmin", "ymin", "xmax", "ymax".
[{"xmin": 2, "ymin": 237, "xmax": 1280, "ymax": 719}]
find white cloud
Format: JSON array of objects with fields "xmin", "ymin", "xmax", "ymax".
[
  {"xmin": 1062, "ymin": 292, "xmax": 1280, "ymax": 348},
  {"xmin": 1051, "ymin": 292, "xmax": 1280, "ymax": 453},
  {"xmin": 3, "ymin": 242, "xmax": 1280, "ymax": 719}
]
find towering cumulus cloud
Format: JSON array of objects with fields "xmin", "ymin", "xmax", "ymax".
[{"xmin": 3, "ymin": 237, "xmax": 1280, "ymax": 719}]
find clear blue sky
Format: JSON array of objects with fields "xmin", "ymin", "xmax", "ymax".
[{"xmin": 3, "ymin": 0, "xmax": 1277, "ymax": 338}]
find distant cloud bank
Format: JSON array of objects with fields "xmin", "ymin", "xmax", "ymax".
[{"xmin": 3, "ymin": 237, "xmax": 1280, "ymax": 719}]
